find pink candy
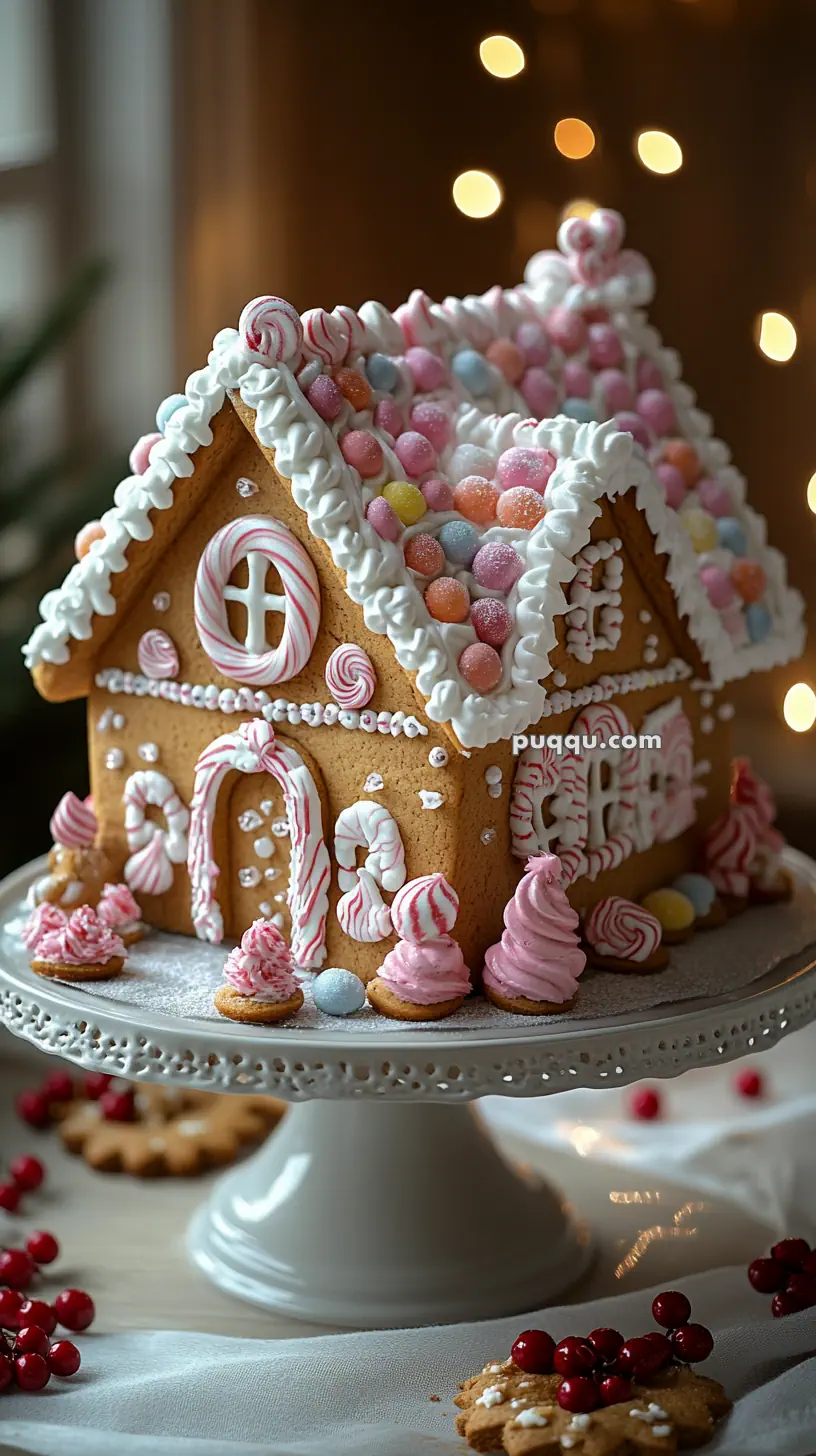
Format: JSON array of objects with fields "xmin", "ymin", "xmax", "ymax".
[
  {"xmin": 366, "ymin": 496, "xmax": 401, "ymax": 541},
  {"xmin": 636, "ymin": 388, "xmax": 676, "ymax": 437},
  {"xmin": 410, "ymin": 400, "xmax": 451, "ymax": 453},
  {"xmin": 562, "ymin": 361, "xmax": 592, "ymax": 399},
  {"xmin": 458, "ymin": 641, "xmax": 503, "ymax": 692},
  {"xmin": 420, "ymin": 477, "xmax": 455, "ymax": 512},
  {"xmin": 700, "ymin": 564, "xmax": 735, "ymax": 610},
  {"xmin": 471, "ymin": 542, "xmax": 524, "ymax": 593},
  {"xmin": 615, "ymin": 412, "xmax": 653, "ymax": 451},
  {"xmin": 520, "ymin": 367, "xmax": 559, "ymax": 419},
  {"xmin": 587, "ymin": 323, "xmax": 624, "ymax": 369},
  {"xmin": 546, "ymin": 305, "xmax": 588, "ymax": 355},
  {"xmin": 129, "ymin": 431, "xmax": 162, "ymax": 476},
  {"xmin": 697, "ymin": 477, "xmax": 733, "ymax": 518},
  {"xmin": 636, "ymin": 356, "xmax": 664, "ymax": 392},
  {"xmin": 495, "ymin": 446, "xmax": 556, "ymax": 494},
  {"xmin": 597, "ymin": 369, "xmax": 634, "ymax": 414},
  {"xmin": 514, "ymin": 321, "xmax": 551, "ymax": 366},
  {"xmin": 656, "ymin": 462, "xmax": 687, "ymax": 510},
  {"xmin": 395, "ymin": 430, "xmax": 436, "ymax": 478},
  {"xmin": 471, "ymin": 597, "xmax": 514, "ymax": 646},
  {"xmin": 340, "ymin": 429, "xmax": 384, "ymax": 479},
  {"xmin": 307, "ymin": 375, "xmax": 344, "ymax": 422},
  {"xmin": 404, "ymin": 346, "xmax": 447, "ymax": 392},
  {"xmin": 374, "ymin": 398, "xmax": 404, "ymax": 438}
]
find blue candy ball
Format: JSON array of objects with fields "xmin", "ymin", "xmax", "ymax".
[
  {"xmin": 746, "ymin": 602, "xmax": 772, "ymax": 642},
  {"xmin": 716, "ymin": 516, "xmax": 747, "ymax": 556},
  {"xmin": 365, "ymin": 352, "xmax": 399, "ymax": 393},
  {"xmin": 672, "ymin": 873, "xmax": 716, "ymax": 917},
  {"xmin": 438, "ymin": 519, "xmax": 481, "ymax": 566},
  {"xmin": 451, "ymin": 349, "xmax": 495, "ymax": 397},
  {"xmin": 156, "ymin": 393, "xmax": 187, "ymax": 432},
  {"xmin": 562, "ymin": 397, "xmax": 597, "ymax": 423},
  {"xmin": 312, "ymin": 968, "xmax": 366, "ymax": 1017}
]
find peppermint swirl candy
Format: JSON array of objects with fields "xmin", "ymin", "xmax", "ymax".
[
  {"xmin": 300, "ymin": 307, "xmax": 348, "ymax": 367},
  {"xmin": 337, "ymin": 868, "xmax": 392, "ymax": 943},
  {"xmin": 137, "ymin": 629, "xmax": 179, "ymax": 681},
  {"xmin": 239, "ymin": 295, "xmax": 303, "ymax": 366},
  {"xmin": 584, "ymin": 896, "xmax": 662, "ymax": 964},
  {"xmin": 49, "ymin": 791, "xmax": 98, "ymax": 849},
  {"xmin": 325, "ymin": 643, "xmax": 377, "ymax": 710},
  {"xmin": 390, "ymin": 874, "xmax": 459, "ymax": 943},
  {"xmin": 332, "ymin": 305, "xmax": 368, "ymax": 356}
]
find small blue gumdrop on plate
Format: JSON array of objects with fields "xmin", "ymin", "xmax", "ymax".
[
  {"xmin": 562, "ymin": 397, "xmax": 597, "ymax": 423},
  {"xmin": 156, "ymin": 393, "xmax": 188, "ymax": 432},
  {"xmin": 451, "ymin": 349, "xmax": 495, "ymax": 397},
  {"xmin": 746, "ymin": 601, "xmax": 772, "ymax": 643},
  {"xmin": 312, "ymin": 968, "xmax": 366, "ymax": 1016},
  {"xmin": 716, "ymin": 516, "xmax": 748, "ymax": 556},
  {"xmin": 366, "ymin": 352, "xmax": 399, "ymax": 393},
  {"xmin": 438, "ymin": 519, "xmax": 481, "ymax": 567},
  {"xmin": 672, "ymin": 873, "xmax": 716, "ymax": 917}
]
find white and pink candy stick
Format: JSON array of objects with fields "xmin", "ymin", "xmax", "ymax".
[
  {"xmin": 324, "ymin": 644, "xmax": 376, "ymax": 710},
  {"xmin": 49, "ymin": 792, "xmax": 98, "ymax": 849},
  {"xmin": 390, "ymin": 874, "xmax": 459, "ymax": 944},
  {"xmin": 337, "ymin": 868, "xmax": 393, "ymax": 943},
  {"xmin": 334, "ymin": 802, "xmax": 406, "ymax": 894}
]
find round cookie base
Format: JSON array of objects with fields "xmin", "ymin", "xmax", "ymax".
[
  {"xmin": 750, "ymin": 869, "xmax": 795, "ymax": 906},
  {"xmin": 214, "ymin": 985, "xmax": 304, "ymax": 1024},
  {"xmin": 484, "ymin": 985, "xmax": 577, "ymax": 1015},
  {"xmin": 119, "ymin": 923, "xmax": 146, "ymax": 947},
  {"xmin": 585, "ymin": 945, "xmax": 670, "ymax": 974},
  {"xmin": 659, "ymin": 924, "xmax": 694, "ymax": 945},
  {"xmin": 695, "ymin": 897, "xmax": 728, "ymax": 930},
  {"xmin": 30, "ymin": 955, "xmax": 125, "ymax": 982},
  {"xmin": 721, "ymin": 893, "xmax": 749, "ymax": 916},
  {"xmin": 366, "ymin": 978, "xmax": 465, "ymax": 1021}
]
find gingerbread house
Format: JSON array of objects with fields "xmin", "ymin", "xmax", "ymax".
[{"xmin": 24, "ymin": 210, "xmax": 804, "ymax": 980}]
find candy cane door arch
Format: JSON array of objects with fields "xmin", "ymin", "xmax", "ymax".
[{"xmin": 188, "ymin": 720, "xmax": 331, "ymax": 968}]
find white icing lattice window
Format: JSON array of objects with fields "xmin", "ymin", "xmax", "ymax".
[{"xmin": 565, "ymin": 538, "xmax": 623, "ymax": 664}]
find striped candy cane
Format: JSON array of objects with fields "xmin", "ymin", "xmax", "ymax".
[{"xmin": 123, "ymin": 771, "xmax": 190, "ymax": 897}]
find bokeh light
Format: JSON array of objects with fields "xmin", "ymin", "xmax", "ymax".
[
  {"xmin": 560, "ymin": 198, "xmax": 599, "ymax": 223},
  {"xmin": 635, "ymin": 130, "xmax": 683, "ymax": 174},
  {"xmin": 783, "ymin": 682, "xmax": 816, "ymax": 732},
  {"xmin": 756, "ymin": 311, "xmax": 797, "ymax": 362},
  {"xmin": 807, "ymin": 472, "xmax": 816, "ymax": 513},
  {"xmin": 479, "ymin": 35, "xmax": 525, "ymax": 78},
  {"xmin": 554, "ymin": 118, "xmax": 596, "ymax": 160},
  {"xmin": 453, "ymin": 170, "xmax": 503, "ymax": 219}
]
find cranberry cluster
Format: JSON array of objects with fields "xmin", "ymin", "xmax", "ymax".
[
  {"xmin": 748, "ymin": 1238, "xmax": 816, "ymax": 1317},
  {"xmin": 628, "ymin": 1068, "xmax": 766, "ymax": 1123},
  {"xmin": 16, "ymin": 1067, "xmax": 126, "ymax": 1130},
  {"xmin": 510, "ymin": 1290, "xmax": 714, "ymax": 1415}
]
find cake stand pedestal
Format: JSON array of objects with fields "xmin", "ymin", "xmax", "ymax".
[{"xmin": 2, "ymin": 855, "xmax": 816, "ymax": 1328}]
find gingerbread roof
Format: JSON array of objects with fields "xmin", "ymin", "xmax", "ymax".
[{"xmin": 25, "ymin": 210, "xmax": 804, "ymax": 750}]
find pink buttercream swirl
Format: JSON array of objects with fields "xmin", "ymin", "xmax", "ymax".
[
  {"xmin": 35, "ymin": 904, "xmax": 125, "ymax": 966},
  {"xmin": 377, "ymin": 936, "xmax": 471, "ymax": 1006},
  {"xmin": 97, "ymin": 882, "xmax": 142, "ymax": 932},
  {"xmin": 22, "ymin": 902, "xmax": 67, "ymax": 951},
  {"xmin": 483, "ymin": 853, "xmax": 585, "ymax": 1005},
  {"xmin": 223, "ymin": 918, "xmax": 298, "ymax": 1003}
]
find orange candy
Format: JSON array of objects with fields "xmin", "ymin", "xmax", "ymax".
[
  {"xmin": 485, "ymin": 338, "xmax": 526, "ymax": 385},
  {"xmin": 459, "ymin": 642, "xmax": 503, "ymax": 692},
  {"xmin": 405, "ymin": 533, "xmax": 445, "ymax": 577},
  {"xmin": 731, "ymin": 559, "xmax": 766, "ymax": 603},
  {"xmin": 453, "ymin": 475, "xmax": 501, "ymax": 525},
  {"xmin": 496, "ymin": 486, "xmax": 547, "ymax": 529},
  {"xmin": 74, "ymin": 521, "xmax": 105, "ymax": 560},
  {"xmin": 334, "ymin": 367, "xmax": 372, "ymax": 412},
  {"xmin": 662, "ymin": 439, "xmax": 701, "ymax": 487},
  {"xmin": 424, "ymin": 576, "xmax": 471, "ymax": 623}
]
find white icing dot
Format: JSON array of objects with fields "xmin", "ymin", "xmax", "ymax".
[
  {"xmin": 428, "ymin": 747, "xmax": 448, "ymax": 768},
  {"xmin": 718, "ymin": 701, "xmax": 735, "ymax": 720},
  {"xmin": 238, "ymin": 866, "xmax": 261, "ymax": 888},
  {"xmin": 552, "ymin": 670, "xmax": 567, "ymax": 687},
  {"xmin": 364, "ymin": 772, "xmax": 384, "ymax": 792},
  {"xmin": 475, "ymin": 1386, "xmax": 505, "ymax": 1409},
  {"xmin": 138, "ymin": 742, "xmax": 160, "ymax": 763},
  {"xmin": 260, "ymin": 799, "xmax": 275, "ymax": 816},
  {"xmin": 152, "ymin": 592, "xmax": 171, "ymax": 612},
  {"xmin": 568, "ymin": 1414, "xmax": 591, "ymax": 1431},
  {"xmin": 175, "ymin": 1119, "xmax": 207, "ymax": 1137},
  {"xmin": 700, "ymin": 690, "xmax": 714, "ymax": 708},
  {"xmin": 238, "ymin": 809, "xmax": 263, "ymax": 831},
  {"xmin": 112, "ymin": 713, "xmax": 126, "ymax": 730},
  {"xmin": 235, "ymin": 476, "xmax": 259, "ymax": 497},
  {"xmin": 259, "ymin": 901, "xmax": 272, "ymax": 916},
  {"xmin": 484, "ymin": 765, "xmax": 502, "ymax": 784},
  {"xmin": 253, "ymin": 836, "xmax": 274, "ymax": 858},
  {"xmin": 105, "ymin": 748, "xmax": 124, "ymax": 770},
  {"xmin": 701, "ymin": 714, "xmax": 715, "ymax": 734},
  {"xmin": 639, "ymin": 609, "xmax": 652, "ymax": 624},
  {"xmin": 418, "ymin": 789, "xmax": 444, "ymax": 810},
  {"xmin": 264, "ymin": 867, "xmax": 281, "ymax": 881},
  {"xmin": 652, "ymin": 1427, "xmax": 673, "ymax": 1439},
  {"xmin": 272, "ymin": 913, "xmax": 285, "ymax": 928},
  {"xmin": 480, "ymin": 827, "xmax": 497, "ymax": 844},
  {"xmin": 273, "ymin": 892, "xmax": 286, "ymax": 904},
  {"xmin": 514, "ymin": 1408, "xmax": 549, "ymax": 1429},
  {"xmin": 271, "ymin": 817, "xmax": 290, "ymax": 837},
  {"xmin": 96, "ymin": 709, "xmax": 112, "ymax": 732}
]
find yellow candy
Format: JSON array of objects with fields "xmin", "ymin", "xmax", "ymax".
[
  {"xmin": 382, "ymin": 480, "xmax": 427, "ymax": 526},
  {"xmin": 641, "ymin": 888, "xmax": 695, "ymax": 933},
  {"xmin": 681, "ymin": 507, "xmax": 718, "ymax": 554}
]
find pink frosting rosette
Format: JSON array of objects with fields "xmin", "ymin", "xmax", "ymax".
[
  {"xmin": 36, "ymin": 905, "xmax": 125, "ymax": 966},
  {"xmin": 97, "ymin": 882, "xmax": 142, "ymax": 932},
  {"xmin": 483, "ymin": 853, "xmax": 585, "ymax": 1004},
  {"xmin": 223, "ymin": 918, "xmax": 298, "ymax": 1003},
  {"xmin": 377, "ymin": 936, "xmax": 471, "ymax": 1006},
  {"xmin": 22, "ymin": 901, "xmax": 67, "ymax": 951}
]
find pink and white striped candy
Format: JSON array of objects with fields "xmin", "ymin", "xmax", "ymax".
[
  {"xmin": 390, "ymin": 874, "xmax": 459, "ymax": 943},
  {"xmin": 22, "ymin": 901, "xmax": 67, "ymax": 951},
  {"xmin": 331, "ymin": 305, "xmax": 368, "ymax": 357},
  {"xmin": 324, "ymin": 644, "xmax": 377, "ymax": 710},
  {"xmin": 334, "ymin": 802, "xmax": 406, "ymax": 894},
  {"xmin": 137, "ymin": 629, "xmax": 179, "ymax": 681},
  {"xmin": 123, "ymin": 770, "xmax": 189, "ymax": 899},
  {"xmin": 300, "ymin": 307, "xmax": 348, "ymax": 367},
  {"xmin": 704, "ymin": 805, "xmax": 757, "ymax": 897},
  {"xmin": 585, "ymin": 896, "xmax": 662, "ymax": 963},
  {"xmin": 49, "ymin": 791, "xmax": 98, "ymax": 849},
  {"xmin": 337, "ymin": 868, "xmax": 393, "ymax": 943},
  {"xmin": 239, "ymin": 296, "xmax": 303, "ymax": 366},
  {"xmin": 123, "ymin": 833, "xmax": 173, "ymax": 896}
]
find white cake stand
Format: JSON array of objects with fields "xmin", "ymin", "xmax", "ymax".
[{"xmin": 1, "ymin": 855, "xmax": 816, "ymax": 1329}]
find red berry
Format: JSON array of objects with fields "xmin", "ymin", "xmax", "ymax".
[
  {"xmin": 651, "ymin": 1289, "xmax": 692, "ymax": 1328},
  {"xmin": 15, "ymin": 1089, "xmax": 50, "ymax": 1129},
  {"xmin": 553, "ymin": 1336, "xmax": 597, "ymax": 1377},
  {"xmin": 771, "ymin": 1238, "xmax": 811, "ymax": 1269},
  {"xmin": 41, "ymin": 1069, "xmax": 75, "ymax": 1102},
  {"xmin": 771, "ymin": 1291, "xmax": 805, "ymax": 1317},
  {"xmin": 55, "ymin": 1288, "xmax": 95, "ymax": 1332},
  {"xmin": 84, "ymin": 1072, "xmax": 113, "ymax": 1100},
  {"xmin": 556, "ymin": 1376, "xmax": 600, "ymax": 1414},
  {"xmin": 26, "ymin": 1231, "xmax": 59, "ymax": 1266},
  {"xmin": 747, "ymin": 1256, "xmax": 786, "ymax": 1294},
  {"xmin": 0, "ymin": 1353, "xmax": 12, "ymax": 1392},
  {"xmin": 510, "ymin": 1328, "xmax": 555, "ymax": 1373},
  {"xmin": 588, "ymin": 1327, "xmax": 624, "ymax": 1363},
  {"xmin": 0, "ymin": 1289, "xmax": 23, "ymax": 1329},
  {"xmin": 734, "ymin": 1068, "xmax": 764, "ymax": 1099},
  {"xmin": 0, "ymin": 1183, "xmax": 20, "ymax": 1213},
  {"xmin": 671, "ymin": 1323, "xmax": 714, "ymax": 1363},
  {"xmin": 643, "ymin": 1331, "xmax": 674, "ymax": 1370},
  {"xmin": 616, "ymin": 1336, "xmax": 666, "ymax": 1380},
  {"xmin": 15, "ymin": 1325, "xmax": 51, "ymax": 1357},
  {"xmin": 801, "ymin": 1251, "xmax": 816, "ymax": 1277},
  {"xmin": 0, "ymin": 1249, "xmax": 35, "ymax": 1289},
  {"xmin": 10, "ymin": 1154, "xmax": 45, "ymax": 1191},
  {"xmin": 629, "ymin": 1087, "xmax": 662, "ymax": 1121},
  {"xmin": 18, "ymin": 1300, "xmax": 56, "ymax": 1336},
  {"xmin": 99, "ymin": 1087, "xmax": 136, "ymax": 1123},
  {"xmin": 598, "ymin": 1374, "xmax": 633, "ymax": 1406},
  {"xmin": 15, "ymin": 1351, "xmax": 50, "ymax": 1390},
  {"xmin": 49, "ymin": 1340, "xmax": 81, "ymax": 1377},
  {"xmin": 785, "ymin": 1273, "xmax": 816, "ymax": 1308}
]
